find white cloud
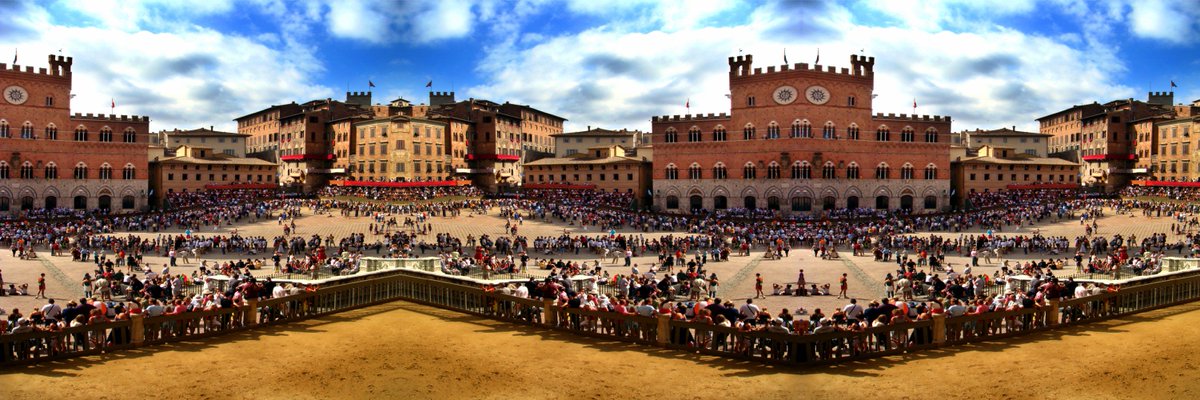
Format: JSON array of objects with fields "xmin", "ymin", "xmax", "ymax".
[
  {"xmin": 322, "ymin": 0, "xmax": 478, "ymax": 44},
  {"xmin": 10, "ymin": 3, "xmax": 332, "ymax": 132},
  {"xmin": 1128, "ymin": 0, "xmax": 1200, "ymax": 44},
  {"xmin": 469, "ymin": 1, "xmax": 1133, "ymax": 133}
]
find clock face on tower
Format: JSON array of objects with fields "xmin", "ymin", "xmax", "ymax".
[
  {"xmin": 805, "ymin": 85, "xmax": 830, "ymax": 105},
  {"xmin": 4, "ymin": 85, "xmax": 28, "ymax": 105},
  {"xmin": 772, "ymin": 85, "xmax": 798, "ymax": 105}
]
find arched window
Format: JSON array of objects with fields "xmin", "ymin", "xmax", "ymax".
[
  {"xmin": 925, "ymin": 128, "xmax": 938, "ymax": 143},
  {"xmin": 99, "ymin": 126, "xmax": 113, "ymax": 142},
  {"xmin": 847, "ymin": 196, "xmax": 860, "ymax": 209},
  {"xmin": 74, "ymin": 125, "xmax": 88, "ymax": 141},
  {"xmin": 44, "ymin": 123, "xmax": 57, "ymax": 140},
  {"xmin": 664, "ymin": 164, "xmax": 678, "ymax": 180},
  {"xmin": 714, "ymin": 195, "xmax": 728, "ymax": 209},
  {"xmin": 663, "ymin": 128, "xmax": 677, "ymax": 143},
  {"xmin": 122, "ymin": 195, "xmax": 136, "ymax": 209},
  {"xmin": 99, "ymin": 163, "xmax": 113, "ymax": 180},
  {"xmin": 687, "ymin": 126, "xmax": 702, "ymax": 142},
  {"xmin": 875, "ymin": 195, "xmax": 890, "ymax": 209},
  {"xmin": 666, "ymin": 195, "xmax": 679, "ymax": 209},
  {"xmin": 0, "ymin": 197, "xmax": 8, "ymax": 212},
  {"xmin": 0, "ymin": 161, "xmax": 8, "ymax": 179},
  {"xmin": 846, "ymin": 162, "xmax": 860, "ymax": 180},
  {"xmin": 900, "ymin": 126, "xmax": 915, "ymax": 142},
  {"xmin": 74, "ymin": 162, "xmax": 88, "ymax": 179},
  {"xmin": 767, "ymin": 196, "xmax": 780, "ymax": 210},
  {"xmin": 900, "ymin": 163, "xmax": 914, "ymax": 180},
  {"xmin": 73, "ymin": 195, "xmax": 88, "ymax": 210},
  {"xmin": 924, "ymin": 163, "xmax": 938, "ymax": 180},
  {"xmin": 712, "ymin": 163, "xmax": 728, "ymax": 179},
  {"xmin": 791, "ymin": 196, "xmax": 812, "ymax": 211},
  {"xmin": 924, "ymin": 195, "xmax": 937, "ymax": 210},
  {"xmin": 742, "ymin": 123, "xmax": 756, "ymax": 140},
  {"xmin": 743, "ymin": 196, "xmax": 757, "ymax": 209},
  {"xmin": 766, "ymin": 121, "xmax": 780, "ymax": 139},
  {"xmin": 766, "ymin": 161, "xmax": 781, "ymax": 179},
  {"xmin": 124, "ymin": 128, "xmax": 137, "ymax": 143},
  {"xmin": 689, "ymin": 195, "xmax": 703, "ymax": 211},
  {"xmin": 791, "ymin": 119, "xmax": 812, "ymax": 138},
  {"xmin": 20, "ymin": 162, "xmax": 34, "ymax": 179},
  {"xmin": 688, "ymin": 163, "xmax": 702, "ymax": 179},
  {"xmin": 742, "ymin": 162, "xmax": 757, "ymax": 179},
  {"xmin": 822, "ymin": 121, "xmax": 836, "ymax": 139},
  {"xmin": 791, "ymin": 161, "xmax": 811, "ymax": 179},
  {"xmin": 822, "ymin": 161, "xmax": 836, "ymax": 179},
  {"xmin": 876, "ymin": 125, "xmax": 890, "ymax": 141},
  {"xmin": 900, "ymin": 195, "xmax": 914, "ymax": 211},
  {"xmin": 0, "ymin": 120, "xmax": 9, "ymax": 138},
  {"xmin": 44, "ymin": 162, "xmax": 57, "ymax": 180},
  {"xmin": 20, "ymin": 121, "xmax": 33, "ymax": 139},
  {"xmin": 823, "ymin": 196, "xmax": 836, "ymax": 210},
  {"xmin": 712, "ymin": 125, "xmax": 727, "ymax": 141},
  {"xmin": 875, "ymin": 163, "xmax": 890, "ymax": 179},
  {"xmin": 847, "ymin": 123, "xmax": 859, "ymax": 140}
]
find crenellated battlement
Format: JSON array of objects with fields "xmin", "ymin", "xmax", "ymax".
[
  {"xmin": 728, "ymin": 53, "xmax": 876, "ymax": 80},
  {"xmin": 346, "ymin": 91, "xmax": 371, "ymax": 96},
  {"xmin": 71, "ymin": 113, "xmax": 150, "ymax": 123},
  {"xmin": 0, "ymin": 54, "xmax": 74, "ymax": 78},
  {"xmin": 651, "ymin": 112, "xmax": 732, "ymax": 123},
  {"xmin": 872, "ymin": 113, "xmax": 952, "ymax": 123},
  {"xmin": 1149, "ymin": 91, "xmax": 1174, "ymax": 97},
  {"xmin": 431, "ymin": 91, "xmax": 454, "ymax": 96}
]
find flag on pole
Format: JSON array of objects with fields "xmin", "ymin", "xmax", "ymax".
[
  {"xmin": 783, "ymin": 48, "xmax": 788, "ymax": 64},
  {"xmin": 111, "ymin": 98, "xmax": 115, "ymax": 108},
  {"xmin": 814, "ymin": 48, "xmax": 819, "ymax": 65},
  {"xmin": 369, "ymin": 80, "xmax": 375, "ymax": 88},
  {"xmin": 1171, "ymin": 80, "xmax": 1177, "ymax": 88},
  {"xmin": 12, "ymin": 48, "xmax": 16, "ymax": 64},
  {"xmin": 685, "ymin": 98, "xmax": 690, "ymax": 109},
  {"xmin": 425, "ymin": 80, "xmax": 432, "ymax": 88}
]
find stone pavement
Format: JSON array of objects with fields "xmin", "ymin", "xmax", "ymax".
[{"xmin": 1, "ymin": 204, "xmax": 1194, "ymax": 319}]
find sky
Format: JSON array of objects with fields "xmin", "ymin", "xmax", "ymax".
[{"xmin": 3, "ymin": 0, "xmax": 1199, "ymax": 133}]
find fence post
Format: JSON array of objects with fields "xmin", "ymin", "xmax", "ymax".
[
  {"xmin": 1047, "ymin": 299, "xmax": 1060, "ymax": 325},
  {"xmin": 130, "ymin": 313, "xmax": 145, "ymax": 345},
  {"xmin": 246, "ymin": 299, "xmax": 259, "ymax": 326},
  {"xmin": 931, "ymin": 313, "xmax": 946, "ymax": 345},
  {"xmin": 542, "ymin": 299, "xmax": 556, "ymax": 327},
  {"xmin": 656, "ymin": 314, "xmax": 671, "ymax": 345}
]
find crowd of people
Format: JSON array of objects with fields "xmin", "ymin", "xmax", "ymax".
[{"xmin": 4, "ymin": 183, "xmax": 1200, "ymax": 345}]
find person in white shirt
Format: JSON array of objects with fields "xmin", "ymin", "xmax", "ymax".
[
  {"xmin": 841, "ymin": 298, "xmax": 864, "ymax": 321},
  {"xmin": 40, "ymin": 299, "xmax": 63, "ymax": 321},
  {"xmin": 738, "ymin": 299, "xmax": 761, "ymax": 320}
]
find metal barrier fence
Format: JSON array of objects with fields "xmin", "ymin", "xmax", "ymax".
[{"xmin": 7, "ymin": 269, "xmax": 1200, "ymax": 368}]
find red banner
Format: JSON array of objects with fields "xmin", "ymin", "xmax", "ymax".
[
  {"xmin": 328, "ymin": 179, "xmax": 472, "ymax": 188},
  {"xmin": 1004, "ymin": 183, "xmax": 1079, "ymax": 190},
  {"xmin": 203, "ymin": 183, "xmax": 279, "ymax": 190},
  {"xmin": 523, "ymin": 183, "xmax": 598, "ymax": 190},
  {"xmin": 1131, "ymin": 180, "xmax": 1200, "ymax": 187}
]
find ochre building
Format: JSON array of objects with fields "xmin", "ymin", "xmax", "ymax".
[
  {"xmin": 651, "ymin": 54, "xmax": 951, "ymax": 214},
  {"xmin": 0, "ymin": 54, "xmax": 149, "ymax": 215}
]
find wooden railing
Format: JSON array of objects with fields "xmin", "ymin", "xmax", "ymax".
[{"xmin": 8, "ymin": 269, "xmax": 1200, "ymax": 368}]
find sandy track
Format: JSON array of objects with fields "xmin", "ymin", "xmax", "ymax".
[{"xmin": 2, "ymin": 299, "xmax": 1199, "ymax": 400}]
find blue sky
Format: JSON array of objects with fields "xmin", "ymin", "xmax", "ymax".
[{"xmin": 3, "ymin": 0, "xmax": 1198, "ymax": 133}]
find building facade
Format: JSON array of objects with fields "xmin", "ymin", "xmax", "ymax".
[
  {"xmin": 499, "ymin": 102, "xmax": 565, "ymax": 162},
  {"xmin": 523, "ymin": 145, "xmax": 652, "ymax": 204},
  {"xmin": 651, "ymin": 54, "xmax": 952, "ymax": 214},
  {"xmin": 0, "ymin": 54, "xmax": 150, "ymax": 215},
  {"xmin": 1039, "ymin": 93, "xmax": 1174, "ymax": 191},
  {"xmin": 152, "ymin": 127, "xmax": 250, "ymax": 158},
  {"xmin": 149, "ymin": 145, "xmax": 277, "ymax": 199},
  {"xmin": 552, "ymin": 127, "xmax": 643, "ymax": 157},
  {"xmin": 959, "ymin": 127, "xmax": 1051, "ymax": 157},
  {"xmin": 950, "ymin": 145, "xmax": 1080, "ymax": 202}
]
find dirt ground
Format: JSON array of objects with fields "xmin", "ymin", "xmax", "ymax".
[{"xmin": 2, "ymin": 298, "xmax": 1198, "ymax": 400}]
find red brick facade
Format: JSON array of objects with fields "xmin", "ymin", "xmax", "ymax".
[
  {"xmin": 651, "ymin": 54, "xmax": 951, "ymax": 214},
  {"xmin": 0, "ymin": 55, "xmax": 149, "ymax": 215}
]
